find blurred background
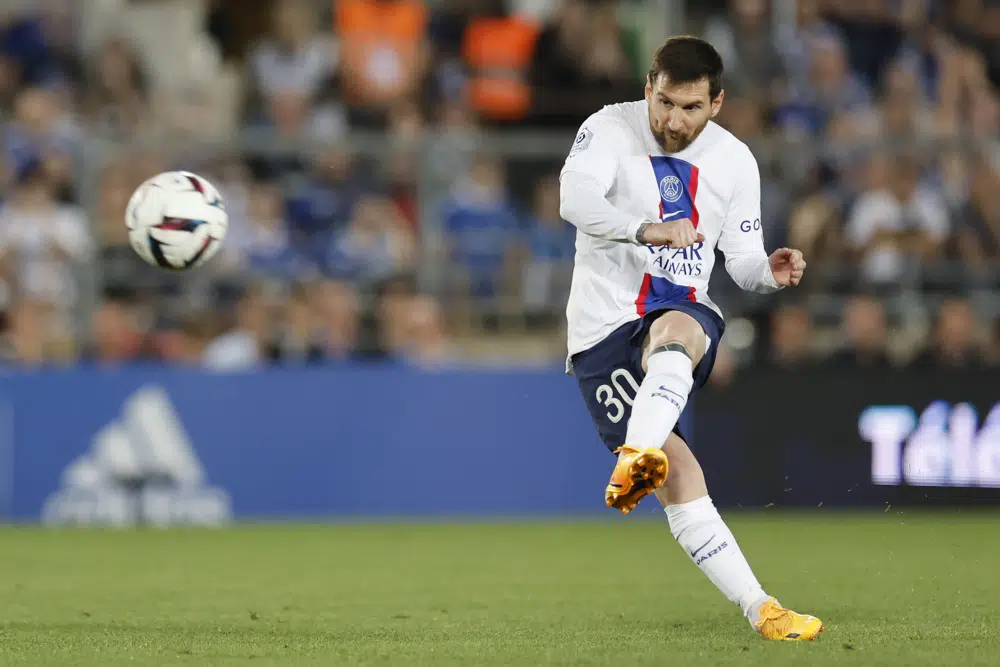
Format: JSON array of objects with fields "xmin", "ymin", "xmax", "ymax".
[
  {"xmin": 1, "ymin": 0, "xmax": 999, "ymax": 523},
  {"xmin": 3, "ymin": 0, "xmax": 1000, "ymax": 373}
]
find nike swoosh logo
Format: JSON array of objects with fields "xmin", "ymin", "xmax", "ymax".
[
  {"xmin": 657, "ymin": 386, "xmax": 686, "ymax": 400},
  {"xmin": 661, "ymin": 210, "xmax": 684, "ymax": 219},
  {"xmin": 690, "ymin": 534, "xmax": 716, "ymax": 558}
]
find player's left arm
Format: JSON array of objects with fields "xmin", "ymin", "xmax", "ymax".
[{"xmin": 717, "ymin": 150, "xmax": 804, "ymax": 292}]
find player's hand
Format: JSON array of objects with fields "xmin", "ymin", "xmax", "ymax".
[
  {"xmin": 636, "ymin": 219, "xmax": 705, "ymax": 248},
  {"xmin": 769, "ymin": 247, "xmax": 806, "ymax": 287}
]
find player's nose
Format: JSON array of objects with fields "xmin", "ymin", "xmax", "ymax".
[{"xmin": 666, "ymin": 114, "xmax": 684, "ymax": 132}]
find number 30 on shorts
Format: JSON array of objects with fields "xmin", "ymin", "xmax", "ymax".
[{"xmin": 595, "ymin": 369, "xmax": 641, "ymax": 423}]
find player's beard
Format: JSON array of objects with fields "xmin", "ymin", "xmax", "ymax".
[{"xmin": 650, "ymin": 117, "xmax": 710, "ymax": 153}]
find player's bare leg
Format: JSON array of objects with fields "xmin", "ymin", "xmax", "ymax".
[
  {"xmin": 653, "ymin": 433, "xmax": 824, "ymax": 640},
  {"xmin": 605, "ymin": 311, "xmax": 705, "ymax": 513}
]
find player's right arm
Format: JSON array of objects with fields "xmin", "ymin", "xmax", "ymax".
[{"xmin": 558, "ymin": 116, "xmax": 650, "ymax": 245}]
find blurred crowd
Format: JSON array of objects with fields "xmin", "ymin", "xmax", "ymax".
[{"xmin": 1, "ymin": 0, "xmax": 999, "ymax": 375}]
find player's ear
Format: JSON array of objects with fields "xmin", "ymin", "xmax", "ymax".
[
  {"xmin": 644, "ymin": 77, "xmax": 652, "ymax": 100},
  {"xmin": 710, "ymin": 89, "xmax": 724, "ymax": 118}
]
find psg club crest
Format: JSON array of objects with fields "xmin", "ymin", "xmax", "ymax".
[{"xmin": 659, "ymin": 175, "xmax": 683, "ymax": 203}]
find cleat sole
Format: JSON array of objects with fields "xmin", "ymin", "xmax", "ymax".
[
  {"xmin": 630, "ymin": 451, "xmax": 668, "ymax": 488},
  {"xmin": 605, "ymin": 450, "xmax": 669, "ymax": 514}
]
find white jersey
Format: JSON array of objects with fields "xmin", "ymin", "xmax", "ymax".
[{"xmin": 559, "ymin": 100, "xmax": 781, "ymax": 371}]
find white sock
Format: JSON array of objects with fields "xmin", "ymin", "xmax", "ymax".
[
  {"xmin": 664, "ymin": 496, "xmax": 770, "ymax": 626},
  {"xmin": 624, "ymin": 348, "xmax": 693, "ymax": 449}
]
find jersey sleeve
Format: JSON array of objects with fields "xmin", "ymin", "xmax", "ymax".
[
  {"xmin": 559, "ymin": 115, "xmax": 629, "ymax": 194},
  {"xmin": 558, "ymin": 114, "xmax": 646, "ymax": 244},
  {"xmin": 716, "ymin": 147, "xmax": 782, "ymax": 293}
]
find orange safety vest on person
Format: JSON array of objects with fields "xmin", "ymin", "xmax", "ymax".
[
  {"xmin": 335, "ymin": 0, "xmax": 427, "ymax": 106},
  {"xmin": 462, "ymin": 16, "xmax": 539, "ymax": 122}
]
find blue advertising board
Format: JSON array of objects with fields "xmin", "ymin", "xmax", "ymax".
[
  {"xmin": 3, "ymin": 366, "xmax": 998, "ymax": 524},
  {"xmin": 0, "ymin": 367, "xmax": 630, "ymax": 523}
]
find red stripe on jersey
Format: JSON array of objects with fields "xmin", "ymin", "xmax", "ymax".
[
  {"xmin": 687, "ymin": 286, "xmax": 697, "ymax": 302},
  {"xmin": 688, "ymin": 165, "xmax": 700, "ymax": 228},
  {"xmin": 635, "ymin": 273, "xmax": 652, "ymax": 316}
]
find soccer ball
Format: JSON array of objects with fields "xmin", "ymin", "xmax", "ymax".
[{"xmin": 125, "ymin": 171, "xmax": 228, "ymax": 270}]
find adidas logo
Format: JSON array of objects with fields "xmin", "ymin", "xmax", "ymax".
[{"xmin": 42, "ymin": 385, "xmax": 231, "ymax": 526}]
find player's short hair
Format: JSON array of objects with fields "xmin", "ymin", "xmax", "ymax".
[{"xmin": 648, "ymin": 36, "xmax": 724, "ymax": 99}]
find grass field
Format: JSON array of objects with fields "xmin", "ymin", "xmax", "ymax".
[{"xmin": 1, "ymin": 511, "xmax": 998, "ymax": 666}]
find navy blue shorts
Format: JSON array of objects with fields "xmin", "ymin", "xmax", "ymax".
[{"xmin": 570, "ymin": 303, "xmax": 725, "ymax": 454}]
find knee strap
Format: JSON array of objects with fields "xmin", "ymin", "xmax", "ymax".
[{"xmin": 649, "ymin": 342, "xmax": 692, "ymax": 360}]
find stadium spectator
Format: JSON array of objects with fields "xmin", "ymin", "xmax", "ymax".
[
  {"xmin": 851, "ymin": 58, "xmax": 937, "ymax": 141},
  {"xmin": 223, "ymin": 179, "xmax": 303, "ymax": 280},
  {"xmin": 777, "ymin": 33, "xmax": 873, "ymax": 138},
  {"xmin": 268, "ymin": 282, "xmax": 324, "ymax": 363},
  {"xmin": 150, "ymin": 312, "xmax": 218, "ymax": 365},
  {"xmin": 312, "ymin": 278, "xmax": 361, "ymax": 361},
  {"xmin": 441, "ymin": 154, "xmax": 520, "ymax": 312},
  {"xmin": 583, "ymin": 2, "xmax": 636, "ymax": 89},
  {"xmin": 940, "ymin": 0, "xmax": 1000, "ymax": 88},
  {"xmin": 425, "ymin": 0, "xmax": 472, "ymax": 106},
  {"xmin": 774, "ymin": 0, "xmax": 841, "ymax": 93},
  {"xmin": 335, "ymin": 0, "xmax": 429, "ymax": 127},
  {"xmin": 423, "ymin": 100, "xmax": 480, "ymax": 198},
  {"xmin": 828, "ymin": 294, "xmax": 892, "ymax": 369},
  {"xmin": 846, "ymin": 154, "xmax": 950, "ymax": 286},
  {"xmin": 783, "ymin": 181, "xmax": 841, "ymax": 265},
  {"xmin": 202, "ymin": 285, "xmax": 270, "ymax": 370},
  {"xmin": 528, "ymin": 0, "xmax": 635, "ymax": 128},
  {"xmin": 82, "ymin": 38, "xmax": 149, "ymax": 140},
  {"xmin": 717, "ymin": 95, "xmax": 767, "ymax": 141},
  {"xmin": 702, "ymin": 0, "xmax": 785, "ymax": 104},
  {"xmin": 708, "ymin": 342, "xmax": 736, "ymax": 388},
  {"xmin": 954, "ymin": 155, "xmax": 1000, "ymax": 269},
  {"xmin": 911, "ymin": 297, "xmax": 983, "ymax": 370},
  {"xmin": 382, "ymin": 99, "xmax": 423, "ymax": 228},
  {"xmin": 1, "ymin": 298, "xmax": 53, "ymax": 365},
  {"xmin": 529, "ymin": 0, "xmax": 590, "ymax": 103},
  {"xmin": 520, "ymin": 174, "xmax": 574, "ymax": 327},
  {"xmin": 247, "ymin": 0, "xmax": 343, "ymax": 138},
  {"xmin": 85, "ymin": 296, "xmax": 146, "ymax": 365},
  {"xmin": 821, "ymin": 0, "xmax": 907, "ymax": 90},
  {"xmin": 374, "ymin": 273, "xmax": 418, "ymax": 359},
  {"xmin": 324, "ymin": 195, "xmax": 415, "ymax": 286},
  {"xmin": 285, "ymin": 147, "xmax": 369, "ymax": 257},
  {"xmin": 4, "ymin": 86, "xmax": 77, "ymax": 201},
  {"xmin": 461, "ymin": 0, "xmax": 539, "ymax": 123},
  {"xmin": 0, "ymin": 54, "xmax": 19, "ymax": 116},
  {"xmin": 1, "ymin": 1, "xmax": 83, "ymax": 91},
  {"xmin": 764, "ymin": 303, "xmax": 816, "ymax": 369},
  {"xmin": 400, "ymin": 293, "xmax": 454, "ymax": 367},
  {"xmin": 0, "ymin": 163, "xmax": 90, "ymax": 314}
]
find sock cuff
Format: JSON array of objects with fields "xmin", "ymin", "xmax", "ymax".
[{"xmin": 663, "ymin": 495, "xmax": 720, "ymax": 534}]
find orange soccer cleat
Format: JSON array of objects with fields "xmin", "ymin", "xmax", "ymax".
[
  {"xmin": 604, "ymin": 445, "xmax": 669, "ymax": 514},
  {"xmin": 754, "ymin": 598, "xmax": 824, "ymax": 641}
]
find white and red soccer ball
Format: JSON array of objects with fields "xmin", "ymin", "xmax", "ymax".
[{"xmin": 125, "ymin": 171, "xmax": 228, "ymax": 271}]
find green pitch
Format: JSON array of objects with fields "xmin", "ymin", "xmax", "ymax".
[{"xmin": 1, "ymin": 511, "xmax": 998, "ymax": 666}]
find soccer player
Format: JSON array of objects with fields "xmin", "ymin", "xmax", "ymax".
[{"xmin": 560, "ymin": 36, "xmax": 822, "ymax": 641}]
